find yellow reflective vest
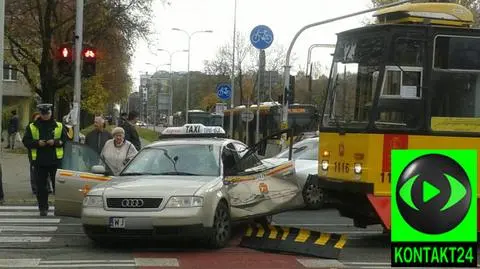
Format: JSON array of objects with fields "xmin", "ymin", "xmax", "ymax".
[{"xmin": 29, "ymin": 122, "xmax": 64, "ymax": 161}]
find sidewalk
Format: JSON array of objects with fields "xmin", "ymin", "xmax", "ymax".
[{"xmin": 0, "ymin": 137, "xmax": 151, "ymax": 205}]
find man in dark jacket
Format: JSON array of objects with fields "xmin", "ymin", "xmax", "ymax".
[
  {"xmin": 22, "ymin": 104, "xmax": 68, "ymax": 216},
  {"xmin": 5, "ymin": 110, "xmax": 19, "ymax": 149},
  {"xmin": 118, "ymin": 111, "xmax": 141, "ymax": 151},
  {"xmin": 85, "ymin": 116, "xmax": 112, "ymax": 154}
]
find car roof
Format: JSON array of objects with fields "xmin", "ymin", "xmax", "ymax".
[{"xmin": 144, "ymin": 138, "xmax": 239, "ymax": 148}]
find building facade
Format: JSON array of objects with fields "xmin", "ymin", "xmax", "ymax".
[{"xmin": 2, "ymin": 64, "xmax": 34, "ymax": 132}]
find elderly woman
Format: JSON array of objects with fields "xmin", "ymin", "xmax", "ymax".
[{"xmin": 100, "ymin": 127, "xmax": 138, "ymax": 175}]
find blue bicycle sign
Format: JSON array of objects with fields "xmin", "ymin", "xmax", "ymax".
[
  {"xmin": 250, "ymin": 25, "xmax": 274, "ymax": 50},
  {"xmin": 216, "ymin": 83, "xmax": 232, "ymax": 100}
]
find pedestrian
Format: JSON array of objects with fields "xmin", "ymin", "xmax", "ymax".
[
  {"xmin": 118, "ymin": 111, "xmax": 141, "ymax": 151},
  {"xmin": 22, "ymin": 104, "xmax": 68, "ymax": 216},
  {"xmin": 5, "ymin": 110, "xmax": 19, "ymax": 150},
  {"xmin": 118, "ymin": 112, "xmax": 127, "ymax": 126},
  {"xmin": 26, "ymin": 112, "xmax": 52, "ymax": 195},
  {"xmin": 100, "ymin": 127, "xmax": 138, "ymax": 175},
  {"xmin": 85, "ymin": 116, "xmax": 112, "ymax": 154}
]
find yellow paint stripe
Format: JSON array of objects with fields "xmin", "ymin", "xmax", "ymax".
[
  {"xmin": 268, "ymin": 225, "xmax": 278, "ymax": 239},
  {"xmin": 245, "ymin": 226, "xmax": 253, "ymax": 237},
  {"xmin": 256, "ymin": 225, "xmax": 265, "ymax": 237},
  {"xmin": 294, "ymin": 229, "xmax": 310, "ymax": 243},
  {"xmin": 334, "ymin": 235, "xmax": 347, "ymax": 249},
  {"xmin": 266, "ymin": 164, "xmax": 293, "ymax": 177},
  {"xmin": 281, "ymin": 227, "xmax": 290, "ymax": 240},
  {"xmin": 79, "ymin": 174, "xmax": 110, "ymax": 181},
  {"xmin": 59, "ymin": 172, "xmax": 74, "ymax": 176},
  {"xmin": 314, "ymin": 233, "xmax": 330, "ymax": 245},
  {"xmin": 266, "ymin": 162, "xmax": 293, "ymax": 174}
]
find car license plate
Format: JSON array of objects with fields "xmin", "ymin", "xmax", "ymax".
[{"xmin": 109, "ymin": 217, "xmax": 125, "ymax": 228}]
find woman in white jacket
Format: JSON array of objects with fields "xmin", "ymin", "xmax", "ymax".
[{"xmin": 101, "ymin": 127, "xmax": 138, "ymax": 175}]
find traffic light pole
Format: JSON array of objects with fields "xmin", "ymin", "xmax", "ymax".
[
  {"xmin": 281, "ymin": 0, "xmax": 414, "ymax": 129},
  {"xmin": 73, "ymin": 0, "xmax": 84, "ymax": 143}
]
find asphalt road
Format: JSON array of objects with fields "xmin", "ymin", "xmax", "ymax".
[{"xmin": 0, "ymin": 205, "xmax": 478, "ymax": 269}]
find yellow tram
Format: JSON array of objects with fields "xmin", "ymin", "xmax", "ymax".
[{"xmin": 314, "ymin": 2, "xmax": 480, "ymax": 231}]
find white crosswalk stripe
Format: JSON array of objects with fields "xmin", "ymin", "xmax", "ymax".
[{"xmin": 0, "ymin": 205, "xmax": 59, "ymax": 246}]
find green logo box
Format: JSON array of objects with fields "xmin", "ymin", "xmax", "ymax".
[{"xmin": 391, "ymin": 150, "xmax": 477, "ymax": 267}]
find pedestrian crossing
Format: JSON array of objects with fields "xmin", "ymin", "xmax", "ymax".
[{"xmin": 0, "ymin": 205, "xmax": 59, "ymax": 246}]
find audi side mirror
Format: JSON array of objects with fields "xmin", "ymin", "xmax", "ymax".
[{"xmin": 91, "ymin": 165, "xmax": 106, "ymax": 174}]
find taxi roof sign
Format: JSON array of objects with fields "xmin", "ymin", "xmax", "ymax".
[{"xmin": 161, "ymin": 124, "xmax": 227, "ymax": 138}]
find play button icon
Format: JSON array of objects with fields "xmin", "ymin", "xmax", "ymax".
[
  {"xmin": 423, "ymin": 181, "xmax": 440, "ymax": 203},
  {"xmin": 395, "ymin": 154, "xmax": 472, "ymax": 234}
]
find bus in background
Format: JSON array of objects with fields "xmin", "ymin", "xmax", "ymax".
[{"xmin": 223, "ymin": 102, "xmax": 319, "ymax": 147}]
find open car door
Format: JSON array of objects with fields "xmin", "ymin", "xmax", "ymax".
[
  {"xmin": 55, "ymin": 142, "xmax": 113, "ymax": 218},
  {"xmin": 224, "ymin": 129, "xmax": 304, "ymax": 219}
]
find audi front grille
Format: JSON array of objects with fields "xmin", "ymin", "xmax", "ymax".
[{"xmin": 106, "ymin": 198, "xmax": 163, "ymax": 208}]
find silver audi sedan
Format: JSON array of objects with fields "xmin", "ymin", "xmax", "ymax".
[{"xmin": 54, "ymin": 124, "xmax": 305, "ymax": 248}]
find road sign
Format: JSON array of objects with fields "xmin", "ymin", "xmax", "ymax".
[
  {"xmin": 241, "ymin": 110, "xmax": 254, "ymax": 122},
  {"xmin": 250, "ymin": 25, "xmax": 274, "ymax": 50},
  {"xmin": 216, "ymin": 83, "xmax": 232, "ymax": 100}
]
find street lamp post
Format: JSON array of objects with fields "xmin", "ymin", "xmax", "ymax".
[
  {"xmin": 172, "ymin": 28, "xmax": 213, "ymax": 124},
  {"xmin": 157, "ymin": 49, "xmax": 188, "ymax": 121}
]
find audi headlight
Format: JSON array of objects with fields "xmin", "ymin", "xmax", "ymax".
[
  {"xmin": 82, "ymin": 195, "xmax": 104, "ymax": 207},
  {"xmin": 165, "ymin": 196, "xmax": 204, "ymax": 208}
]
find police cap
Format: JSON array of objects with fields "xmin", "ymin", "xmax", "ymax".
[{"xmin": 37, "ymin": 103, "xmax": 53, "ymax": 115}]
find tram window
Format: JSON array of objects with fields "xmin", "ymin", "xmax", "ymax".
[
  {"xmin": 430, "ymin": 72, "xmax": 480, "ymax": 132},
  {"xmin": 383, "ymin": 71, "xmax": 401, "ymax": 96},
  {"xmin": 434, "ymin": 36, "xmax": 480, "ymax": 71},
  {"xmin": 394, "ymin": 38, "xmax": 424, "ymax": 66},
  {"xmin": 381, "ymin": 66, "xmax": 422, "ymax": 99}
]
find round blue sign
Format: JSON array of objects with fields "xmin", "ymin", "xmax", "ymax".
[
  {"xmin": 216, "ymin": 83, "xmax": 232, "ymax": 100},
  {"xmin": 250, "ymin": 25, "xmax": 274, "ymax": 50}
]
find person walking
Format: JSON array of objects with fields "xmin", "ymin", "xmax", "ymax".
[
  {"xmin": 118, "ymin": 111, "xmax": 141, "ymax": 151},
  {"xmin": 22, "ymin": 104, "xmax": 68, "ymax": 216},
  {"xmin": 101, "ymin": 127, "xmax": 137, "ymax": 175},
  {"xmin": 85, "ymin": 116, "xmax": 112, "ymax": 154},
  {"xmin": 5, "ymin": 110, "xmax": 19, "ymax": 150}
]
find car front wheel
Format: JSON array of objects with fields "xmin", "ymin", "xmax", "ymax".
[
  {"xmin": 302, "ymin": 178, "xmax": 325, "ymax": 210},
  {"xmin": 206, "ymin": 200, "xmax": 231, "ymax": 249}
]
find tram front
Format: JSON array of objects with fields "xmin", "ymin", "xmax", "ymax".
[{"xmin": 315, "ymin": 2, "xmax": 480, "ymax": 231}]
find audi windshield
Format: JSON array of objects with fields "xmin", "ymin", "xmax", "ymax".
[{"xmin": 121, "ymin": 144, "xmax": 221, "ymax": 177}]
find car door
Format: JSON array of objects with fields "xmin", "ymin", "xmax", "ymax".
[
  {"xmin": 55, "ymin": 142, "xmax": 114, "ymax": 218},
  {"xmin": 224, "ymin": 129, "xmax": 304, "ymax": 219}
]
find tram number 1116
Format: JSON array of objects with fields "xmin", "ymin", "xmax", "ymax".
[
  {"xmin": 333, "ymin": 162, "xmax": 350, "ymax": 173},
  {"xmin": 380, "ymin": 172, "xmax": 391, "ymax": 183}
]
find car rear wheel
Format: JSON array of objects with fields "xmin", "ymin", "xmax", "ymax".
[
  {"xmin": 302, "ymin": 178, "xmax": 325, "ymax": 210},
  {"xmin": 206, "ymin": 200, "xmax": 231, "ymax": 249}
]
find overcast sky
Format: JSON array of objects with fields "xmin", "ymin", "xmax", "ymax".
[{"xmin": 130, "ymin": 0, "xmax": 377, "ymax": 91}]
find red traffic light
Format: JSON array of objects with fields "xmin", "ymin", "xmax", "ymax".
[
  {"xmin": 62, "ymin": 48, "xmax": 69, "ymax": 58},
  {"xmin": 57, "ymin": 44, "xmax": 72, "ymax": 61},
  {"xmin": 83, "ymin": 48, "xmax": 96, "ymax": 59}
]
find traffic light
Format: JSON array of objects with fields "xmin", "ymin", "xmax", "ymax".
[
  {"xmin": 284, "ymin": 75, "xmax": 295, "ymax": 104},
  {"xmin": 82, "ymin": 47, "xmax": 96, "ymax": 77},
  {"xmin": 57, "ymin": 44, "xmax": 73, "ymax": 76}
]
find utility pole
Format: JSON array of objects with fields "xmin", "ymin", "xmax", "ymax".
[
  {"xmin": 229, "ymin": 0, "xmax": 237, "ymax": 138},
  {"xmin": 73, "ymin": 0, "xmax": 84, "ymax": 143},
  {"xmin": 0, "ymin": 0, "xmax": 4, "ymax": 156}
]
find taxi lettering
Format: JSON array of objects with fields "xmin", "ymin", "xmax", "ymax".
[{"xmin": 186, "ymin": 125, "xmax": 201, "ymax": 133}]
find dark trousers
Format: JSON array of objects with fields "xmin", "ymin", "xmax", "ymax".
[
  {"xmin": 35, "ymin": 165, "xmax": 57, "ymax": 211},
  {"xmin": 30, "ymin": 163, "xmax": 52, "ymax": 195}
]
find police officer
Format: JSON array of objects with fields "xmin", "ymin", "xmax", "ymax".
[{"xmin": 22, "ymin": 104, "xmax": 68, "ymax": 216}]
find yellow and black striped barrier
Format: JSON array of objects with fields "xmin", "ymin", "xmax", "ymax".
[{"xmin": 239, "ymin": 223, "xmax": 347, "ymax": 259}]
